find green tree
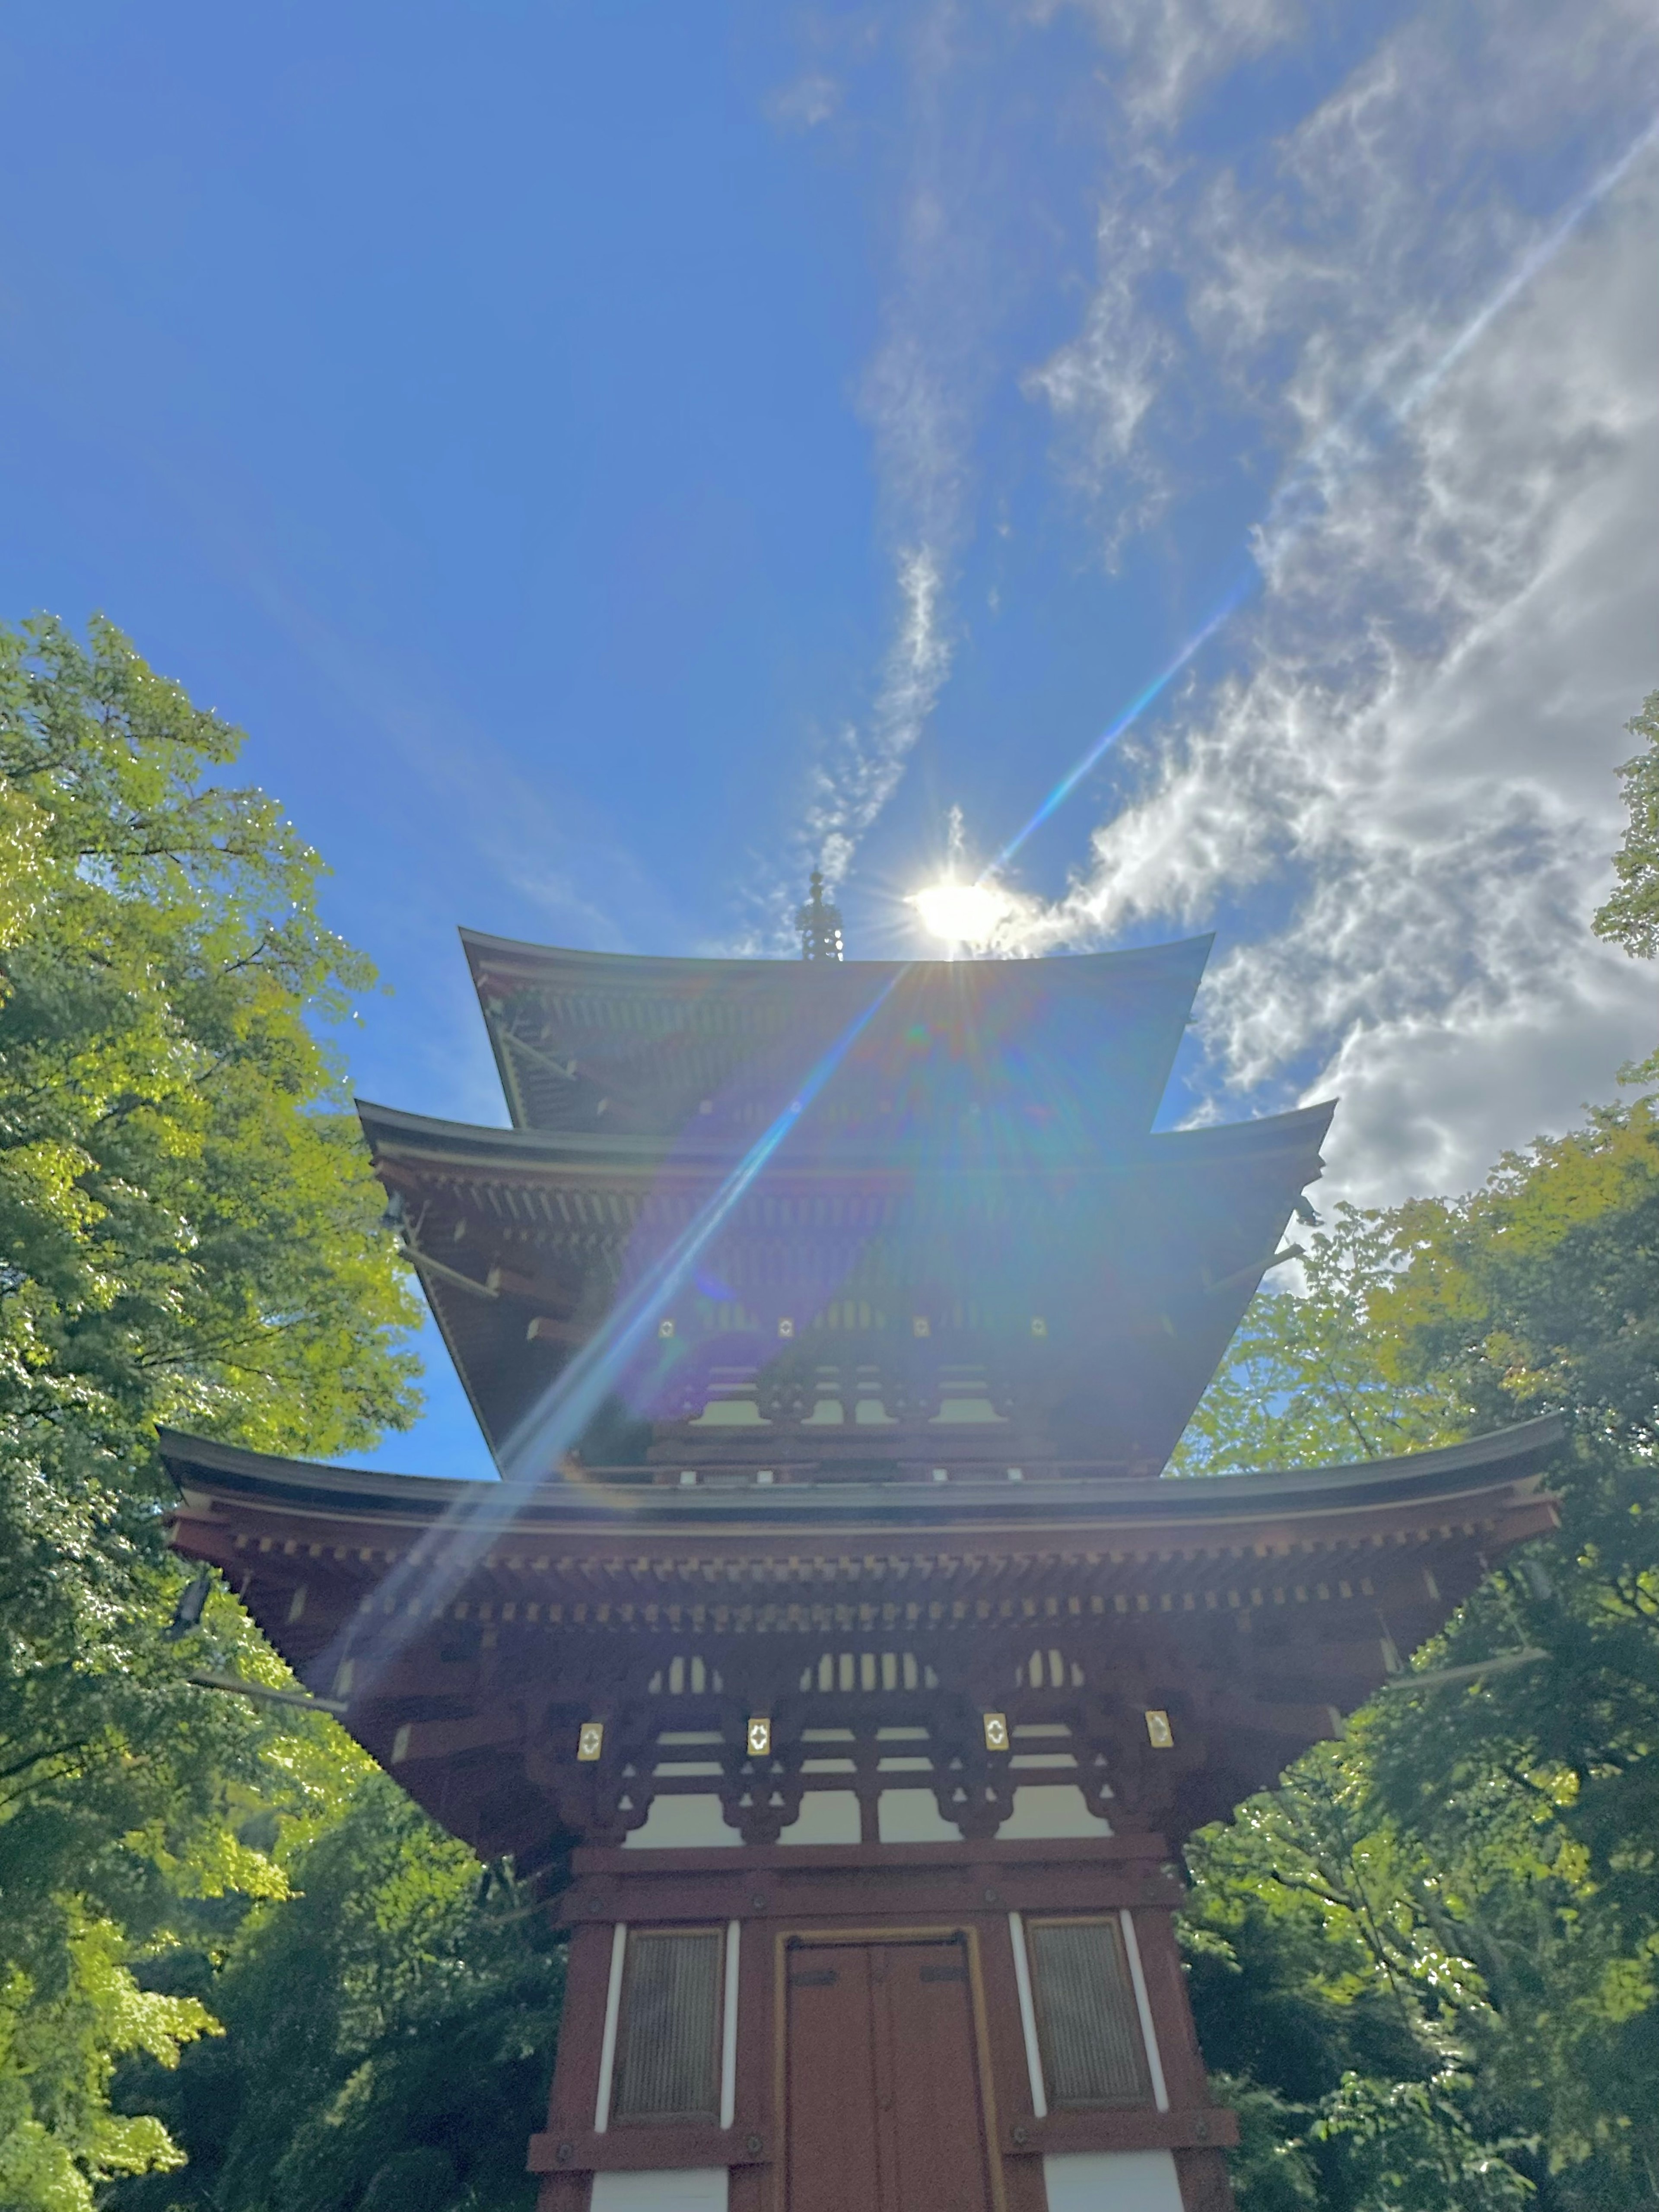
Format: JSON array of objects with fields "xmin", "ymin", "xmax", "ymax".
[
  {"xmin": 1594, "ymin": 683, "xmax": 1659, "ymax": 1089},
  {"xmin": 112, "ymin": 1777, "xmax": 563, "ymax": 2212},
  {"xmin": 0, "ymin": 613, "xmax": 423, "ymax": 2205},
  {"xmin": 1170, "ymin": 1205, "xmax": 1456, "ymax": 1476},
  {"xmin": 1178, "ymin": 1098, "xmax": 1659, "ymax": 2208},
  {"xmin": 1594, "ymin": 688, "xmax": 1659, "ymax": 963}
]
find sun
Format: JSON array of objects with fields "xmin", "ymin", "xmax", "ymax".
[{"xmin": 909, "ymin": 878, "xmax": 1009, "ymax": 947}]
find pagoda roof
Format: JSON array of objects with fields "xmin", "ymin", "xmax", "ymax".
[
  {"xmin": 460, "ymin": 928, "xmax": 1214, "ymax": 1143},
  {"xmin": 161, "ymin": 1414, "xmax": 1562, "ymax": 1536},
  {"xmin": 355, "ymin": 1090, "xmax": 1327, "ymax": 1178},
  {"xmin": 162, "ymin": 1418, "xmax": 1562, "ymax": 1852},
  {"xmin": 357, "ymin": 1094, "xmax": 1335, "ymax": 1472}
]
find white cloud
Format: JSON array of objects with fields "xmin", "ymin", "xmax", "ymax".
[
  {"xmin": 791, "ymin": 3, "xmax": 988, "ymax": 896},
  {"xmin": 1021, "ymin": 189, "xmax": 1182, "ymax": 556},
  {"xmin": 779, "ymin": 0, "xmax": 1658, "ymax": 1210},
  {"xmin": 1030, "ymin": 0, "xmax": 1304, "ymax": 129},
  {"xmin": 1007, "ymin": 77, "xmax": 1659, "ymax": 1201},
  {"xmin": 765, "ymin": 71, "xmax": 842, "ymax": 130},
  {"xmin": 804, "ymin": 546, "xmax": 952, "ymax": 886}
]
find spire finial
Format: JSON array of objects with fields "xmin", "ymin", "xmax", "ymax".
[{"xmin": 795, "ymin": 869, "xmax": 845, "ymax": 962}]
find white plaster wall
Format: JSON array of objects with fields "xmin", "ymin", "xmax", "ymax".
[
  {"xmin": 624, "ymin": 1783, "xmax": 1108, "ymax": 1848},
  {"xmin": 998, "ymin": 1784, "xmax": 1112, "ymax": 1839},
  {"xmin": 877, "ymin": 1787, "xmax": 962, "ymax": 1842},
  {"xmin": 1042, "ymin": 2149, "xmax": 1185, "ymax": 2212},
  {"xmin": 590, "ymin": 2169, "xmax": 728, "ymax": 2212},
  {"xmin": 780, "ymin": 1790, "xmax": 861, "ymax": 1844},
  {"xmin": 622, "ymin": 1795, "xmax": 738, "ymax": 1848}
]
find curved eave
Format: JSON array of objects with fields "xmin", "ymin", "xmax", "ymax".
[
  {"xmin": 356, "ymin": 1095, "xmax": 1336, "ymax": 1181},
  {"xmin": 460, "ymin": 926, "xmax": 1215, "ymax": 999},
  {"xmin": 159, "ymin": 1414, "xmax": 1564, "ymax": 1538},
  {"xmin": 462, "ymin": 929, "xmax": 1217, "ymax": 1136}
]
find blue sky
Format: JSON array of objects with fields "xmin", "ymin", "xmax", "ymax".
[{"xmin": 2, "ymin": 1, "xmax": 1656, "ymax": 1478}]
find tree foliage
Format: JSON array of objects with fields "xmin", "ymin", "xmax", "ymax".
[
  {"xmin": 1179, "ymin": 1095, "xmax": 1659, "ymax": 2209},
  {"xmin": 1170, "ymin": 1205, "xmax": 1457, "ymax": 1476},
  {"xmin": 110, "ymin": 1777, "xmax": 563, "ymax": 2212},
  {"xmin": 0, "ymin": 610, "xmax": 421, "ymax": 1459},
  {"xmin": 0, "ymin": 615, "xmax": 431, "ymax": 2205},
  {"xmin": 1594, "ymin": 688, "xmax": 1659, "ymax": 964}
]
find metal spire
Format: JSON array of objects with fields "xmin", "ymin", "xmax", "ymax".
[{"xmin": 795, "ymin": 869, "xmax": 844, "ymax": 962}]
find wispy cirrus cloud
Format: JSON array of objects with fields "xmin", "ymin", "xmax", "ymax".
[
  {"xmin": 804, "ymin": 545, "xmax": 951, "ymax": 886},
  {"xmin": 764, "ymin": 70, "xmax": 842, "ymax": 131},
  {"xmin": 1034, "ymin": 0, "xmax": 1304, "ymax": 129},
  {"xmin": 786, "ymin": 3, "xmax": 987, "ymax": 902}
]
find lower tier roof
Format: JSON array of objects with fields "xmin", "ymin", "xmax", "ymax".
[{"xmin": 164, "ymin": 1419, "xmax": 1561, "ymax": 1857}]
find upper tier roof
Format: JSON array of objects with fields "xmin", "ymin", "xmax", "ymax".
[{"xmin": 461, "ymin": 928, "xmax": 1213, "ymax": 1144}]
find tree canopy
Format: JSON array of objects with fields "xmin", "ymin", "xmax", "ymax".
[
  {"xmin": 1166, "ymin": 682, "xmax": 1659, "ymax": 2207},
  {"xmin": 1594, "ymin": 688, "xmax": 1659, "ymax": 965},
  {"xmin": 1178, "ymin": 1100, "xmax": 1659, "ymax": 2208},
  {"xmin": 0, "ymin": 615, "xmax": 467, "ymax": 2209}
]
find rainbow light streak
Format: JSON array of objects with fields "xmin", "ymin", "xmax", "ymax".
[
  {"xmin": 1395, "ymin": 115, "xmax": 1659, "ymax": 426},
  {"xmin": 989, "ymin": 569, "xmax": 1257, "ymax": 873},
  {"xmin": 313, "ymin": 973, "xmax": 904, "ymax": 1697},
  {"xmin": 306, "ymin": 121, "xmax": 1659, "ymax": 1708},
  {"xmin": 494, "ymin": 973, "xmax": 900, "ymax": 1483},
  {"xmin": 982, "ymin": 113, "xmax": 1658, "ymax": 884}
]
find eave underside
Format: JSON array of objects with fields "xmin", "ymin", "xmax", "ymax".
[
  {"xmin": 165, "ymin": 1421, "xmax": 1561, "ymax": 1859},
  {"xmin": 364, "ymin": 1104, "xmax": 1334, "ymax": 1471}
]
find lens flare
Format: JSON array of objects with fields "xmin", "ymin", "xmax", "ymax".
[
  {"xmin": 308, "ymin": 972, "xmax": 904, "ymax": 1700},
  {"xmin": 910, "ymin": 878, "xmax": 1010, "ymax": 946},
  {"xmin": 991, "ymin": 570, "xmax": 1257, "ymax": 875}
]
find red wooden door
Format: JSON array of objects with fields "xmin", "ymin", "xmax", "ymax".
[{"xmin": 784, "ymin": 1938, "xmax": 995, "ymax": 2212}]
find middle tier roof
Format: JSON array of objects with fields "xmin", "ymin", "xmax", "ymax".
[{"xmin": 359, "ymin": 1097, "xmax": 1333, "ymax": 1477}]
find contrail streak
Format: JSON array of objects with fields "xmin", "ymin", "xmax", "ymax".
[{"xmin": 1396, "ymin": 115, "xmax": 1659, "ymax": 423}]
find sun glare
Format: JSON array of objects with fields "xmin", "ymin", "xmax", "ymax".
[{"xmin": 910, "ymin": 878, "xmax": 1008, "ymax": 947}]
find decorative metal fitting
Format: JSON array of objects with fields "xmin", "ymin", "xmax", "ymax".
[
  {"xmin": 577, "ymin": 1721, "xmax": 604, "ymax": 1761},
  {"xmin": 1144, "ymin": 1709, "xmax": 1174, "ymax": 1748}
]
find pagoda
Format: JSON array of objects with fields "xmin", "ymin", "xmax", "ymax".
[{"xmin": 163, "ymin": 915, "xmax": 1560, "ymax": 2212}]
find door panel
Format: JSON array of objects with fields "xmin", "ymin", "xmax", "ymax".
[
  {"xmin": 784, "ymin": 1951, "xmax": 881, "ymax": 2212},
  {"xmin": 783, "ymin": 1940, "xmax": 994, "ymax": 2212},
  {"xmin": 880, "ymin": 1945, "xmax": 994, "ymax": 2212}
]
